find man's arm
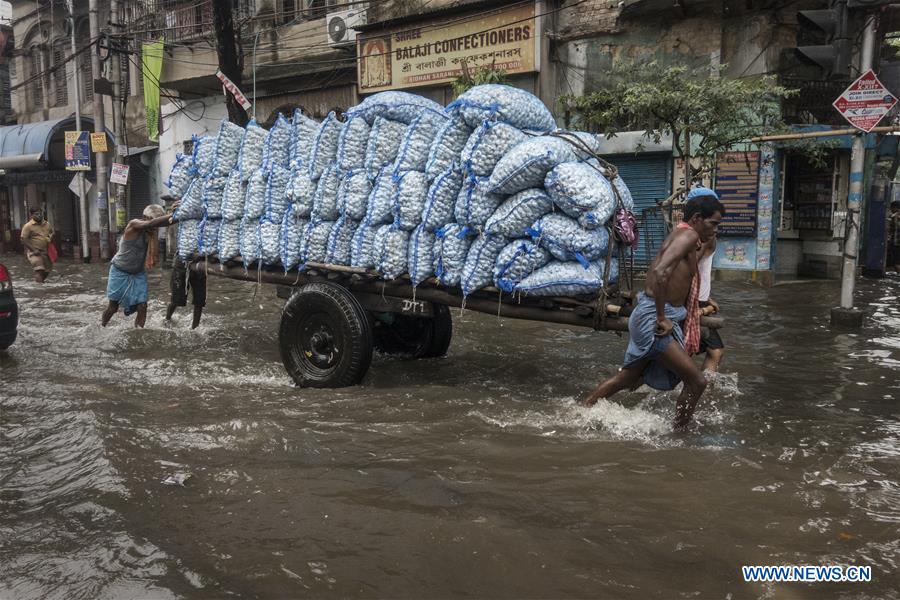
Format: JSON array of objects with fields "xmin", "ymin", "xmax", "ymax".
[
  {"xmin": 649, "ymin": 230, "xmax": 699, "ymax": 329},
  {"xmin": 131, "ymin": 214, "xmax": 176, "ymax": 231}
]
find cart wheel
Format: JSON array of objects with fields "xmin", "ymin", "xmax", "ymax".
[
  {"xmin": 373, "ymin": 304, "xmax": 452, "ymax": 358},
  {"xmin": 279, "ymin": 282, "xmax": 373, "ymax": 388}
]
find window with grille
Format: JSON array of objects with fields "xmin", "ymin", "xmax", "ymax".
[
  {"xmin": 279, "ymin": 0, "xmax": 296, "ymax": 24},
  {"xmin": 29, "ymin": 50, "xmax": 43, "ymax": 108},
  {"xmin": 53, "ymin": 45, "xmax": 68, "ymax": 106}
]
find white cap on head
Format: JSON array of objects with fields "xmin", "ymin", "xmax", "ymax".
[{"xmin": 143, "ymin": 204, "xmax": 166, "ymax": 219}]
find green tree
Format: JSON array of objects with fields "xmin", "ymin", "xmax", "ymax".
[
  {"xmin": 451, "ymin": 60, "xmax": 507, "ymax": 97},
  {"xmin": 562, "ymin": 62, "xmax": 828, "ymax": 195}
]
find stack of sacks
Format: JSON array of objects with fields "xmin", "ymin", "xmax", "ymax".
[{"xmin": 170, "ymin": 85, "xmax": 633, "ymax": 301}]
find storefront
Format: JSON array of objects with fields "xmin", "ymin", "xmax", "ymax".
[{"xmin": 0, "ymin": 116, "xmax": 112, "ymax": 258}]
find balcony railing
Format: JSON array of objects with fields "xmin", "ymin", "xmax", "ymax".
[{"xmin": 125, "ymin": 0, "xmax": 256, "ymax": 43}]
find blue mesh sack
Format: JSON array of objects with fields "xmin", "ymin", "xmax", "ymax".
[
  {"xmin": 529, "ymin": 213, "xmax": 610, "ymax": 264},
  {"xmin": 221, "ymin": 169, "xmax": 247, "ymax": 221},
  {"xmin": 488, "ymin": 136, "xmax": 579, "ymax": 195},
  {"xmin": 173, "ymin": 178, "xmax": 204, "ymax": 220},
  {"xmin": 407, "ymin": 224, "xmax": 435, "ymax": 287},
  {"xmin": 425, "ymin": 113, "xmax": 472, "ymax": 180},
  {"xmin": 308, "ymin": 112, "xmax": 342, "ymax": 180},
  {"xmin": 391, "ymin": 170, "xmax": 429, "ymax": 231},
  {"xmin": 311, "ymin": 164, "xmax": 342, "ymax": 221},
  {"xmin": 460, "ymin": 234, "xmax": 507, "ymax": 297},
  {"xmin": 239, "ymin": 216, "xmax": 261, "ymax": 265},
  {"xmin": 264, "ymin": 163, "xmax": 292, "ymax": 223},
  {"xmin": 288, "ymin": 166, "xmax": 316, "ymax": 217},
  {"xmin": 421, "ymin": 166, "xmax": 463, "ymax": 232},
  {"xmin": 324, "ymin": 216, "xmax": 358, "ymax": 265},
  {"xmin": 337, "ymin": 168, "xmax": 371, "ymax": 221},
  {"xmin": 243, "ymin": 168, "xmax": 268, "ymax": 220},
  {"xmin": 176, "ymin": 219, "xmax": 201, "ymax": 260},
  {"xmin": 290, "ymin": 109, "xmax": 319, "ymax": 169},
  {"xmin": 515, "ymin": 259, "xmax": 618, "ymax": 297},
  {"xmin": 280, "ymin": 205, "xmax": 308, "ymax": 270},
  {"xmin": 455, "ymin": 173, "xmax": 503, "ymax": 231},
  {"xmin": 239, "ymin": 119, "xmax": 267, "ymax": 181},
  {"xmin": 346, "ymin": 90, "xmax": 445, "ymax": 125},
  {"xmin": 336, "ymin": 116, "xmax": 371, "ymax": 171},
  {"xmin": 484, "ymin": 188, "xmax": 554, "ymax": 239},
  {"xmin": 448, "ymin": 84, "xmax": 556, "ymax": 132},
  {"xmin": 214, "ymin": 120, "xmax": 245, "ymax": 176},
  {"xmin": 366, "ymin": 167, "xmax": 396, "ymax": 225},
  {"xmin": 166, "ymin": 153, "xmax": 194, "ymax": 198},
  {"xmin": 375, "ymin": 225, "xmax": 409, "ymax": 280},
  {"xmin": 433, "ymin": 223, "xmax": 474, "ymax": 287},
  {"xmin": 545, "ymin": 162, "xmax": 616, "ymax": 230},
  {"xmin": 259, "ymin": 218, "xmax": 282, "ymax": 266},
  {"xmin": 611, "ymin": 174, "xmax": 634, "ymax": 210},
  {"xmin": 493, "ymin": 240, "xmax": 551, "ymax": 292},
  {"xmin": 191, "ymin": 134, "xmax": 216, "ymax": 178},
  {"xmin": 350, "ymin": 219, "xmax": 379, "ymax": 269},
  {"xmin": 217, "ymin": 218, "xmax": 242, "ymax": 260},
  {"xmin": 365, "ymin": 117, "xmax": 407, "ymax": 179},
  {"xmin": 460, "ymin": 120, "xmax": 528, "ymax": 177},
  {"xmin": 393, "ymin": 112, "xmax": 448, "ymax": 174},
  {"xmin": 299, "ymin": 219, "xmax": 334, "ymax": 264},
  {"xmin": 201, "ymin": 174, "xmax": 228, "ymax": 219},
  {"xmin": 198, "ymin": 217, "xmax": 221, "ymax": 257},
  {"xmin": 262, "ymin": 114, "xmax": 292, "ymax": 170}
]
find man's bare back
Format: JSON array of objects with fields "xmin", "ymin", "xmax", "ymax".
[{"xmin": 645, "ymin": 228, "xmax": 699, "ymax": 308}]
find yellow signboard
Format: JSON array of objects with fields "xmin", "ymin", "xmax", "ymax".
[
  {"xmin": 90, "ymin": 132, "xmax": 108, "ymax": 153},
  {"xmin": 358, "ymin": 3, "xmax": 538, "ymax": 93}
]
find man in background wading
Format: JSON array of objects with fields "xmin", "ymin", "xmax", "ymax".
[{"xmin": 581, "ymin": 189, "xmax": 725, "ymax": 430}]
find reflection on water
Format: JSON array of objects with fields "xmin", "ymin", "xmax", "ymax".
[{"xmin": 1, "ymin": 256, "xmax": 899, "ymax": 599}]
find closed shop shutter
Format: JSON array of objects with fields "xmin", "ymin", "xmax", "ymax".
[{"xmin": 606, "ymin": 153, "xmax": 672, "ymax": 269}]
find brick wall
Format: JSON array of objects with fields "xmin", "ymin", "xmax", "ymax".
[{"xmin": 556, "ymin": 0, "xmax": 622, "ymax": 42}]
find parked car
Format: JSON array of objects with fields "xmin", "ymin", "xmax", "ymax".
[{"xmin": 0, "ymin": 262, "xmax": 18, "ymax": 350}]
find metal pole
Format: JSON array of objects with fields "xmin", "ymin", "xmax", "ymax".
[
  {"xmin": 111, "ymin": 0, "xmax": 126, "ymax": 233},
  {"xmin": 89, "ymin": 0, "xmax": 111, "ymax": 259},
  {"xmin": 67, "ymin": 1, "xmax": 89, "ymax": 262},
  {"xmin": 832, "ymin": 14, "xmax": 876, "ymax": 327}
]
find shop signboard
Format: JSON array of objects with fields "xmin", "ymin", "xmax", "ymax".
[
  {"xmin": 357, "ymin": 2, "xmax": 538, "ymax": 93},
  {"xmin": 65, "ymin": 131, "xmax": 91, "ymax": 171},
  {"xmin": 714, "ymin": 151, "xmax": 760, "ymax": 237}
]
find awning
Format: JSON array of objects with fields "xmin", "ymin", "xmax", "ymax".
[{"xmin": 0, "ymin": 116, "xmax": 113, "ymax": 170}]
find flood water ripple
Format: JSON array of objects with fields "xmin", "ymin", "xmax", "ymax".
[{"xmin": 1, "ymin": 257, "xmax": 899, "ymax": 599}]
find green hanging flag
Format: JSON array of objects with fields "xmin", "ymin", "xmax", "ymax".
[{"xmin": 142, "ymin": 39, "xmax": 164, "ymax": 142}]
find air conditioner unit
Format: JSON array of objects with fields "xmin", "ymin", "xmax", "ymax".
[{"xmin": 326, "ymin": 9, "xmax": 366, "ymax": 47}]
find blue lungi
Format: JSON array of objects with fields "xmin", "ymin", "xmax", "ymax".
[
  {"xmin": 106, "ymin": 264, "xmax": 149, "ymax": 316},
  {"xmin": 623, "ymin": 292, "xmax": 688, "ymax": 391}
]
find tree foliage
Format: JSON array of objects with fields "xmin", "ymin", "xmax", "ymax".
[
  {"xmin": 452, "ymin": 60, "xmax": 508, "ymax": 97},
  {"xmin": 562, "ymin": 62, "xmax": 831, "ymax": 191}
]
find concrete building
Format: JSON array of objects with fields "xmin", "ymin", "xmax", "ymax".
[{"xmin": 2, "ymin": 0, "xmax": 150, "ymax": 259}]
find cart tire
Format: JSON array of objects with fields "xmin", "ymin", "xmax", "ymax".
[
  {"xmin": 372, "ymin": 304, "xmax": 452, "ymax": 359},
  {"xmin": 279, "ymin": 282, "xmax": 373, "ymax": 388}
]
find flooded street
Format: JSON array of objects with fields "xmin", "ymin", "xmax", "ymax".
[{"xmin": 1, "ymin": 255, "xmax": 899, "ymax": 599}]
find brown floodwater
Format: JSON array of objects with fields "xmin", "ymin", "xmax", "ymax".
[{"xmin": 1, "ymin": 256, "xmax": 898, "ymax": 599}]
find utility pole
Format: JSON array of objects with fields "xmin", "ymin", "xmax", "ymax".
[
  {"xmin": 110, "ymin": 0, "xmax": 127, "ymax": 228},
  {"xmin": 67, "ymin": 0, "xmax": 90, "ymax": 262},
  {"xmin": 831, "ymin": 14, "xmax": 876, "ymax": 328},
  {"xmin": 89, "ymin": 0, "xmax": 111, "ymax": 259},
  {"xmin": 212, "ymin": 0, "xmax": 249, "ymax": 126}
]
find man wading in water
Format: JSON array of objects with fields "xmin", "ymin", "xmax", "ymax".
[
  {"xmin": 101, "ymin": 204, "xmax": 178, "ymax": 328},
  {"xmin": 581, "ymin": 189, "xmax": 725, "ymax": 430}
]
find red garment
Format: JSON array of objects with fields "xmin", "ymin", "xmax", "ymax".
[{"xmin": 675, "ymin": 222, "xmax": 701, "ymax": 355}]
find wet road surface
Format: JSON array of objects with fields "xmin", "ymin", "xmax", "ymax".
[{"xmin": 1, "ymin": 255, "xmax": 899, "ymax": 599}]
